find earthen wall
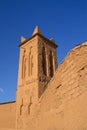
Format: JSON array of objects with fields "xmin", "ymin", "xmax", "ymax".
[
  {"xmin": 0, "ymin": 101, "xmax": 16, "ymax": 129},
  {"xmin": 25, "ymin": 42, "xmax": 87, "ymax": 130}
]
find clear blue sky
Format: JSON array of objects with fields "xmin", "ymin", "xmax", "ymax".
[{"xmin": 0, "ymin": 0, "xmax": 87, "ymax": 103}]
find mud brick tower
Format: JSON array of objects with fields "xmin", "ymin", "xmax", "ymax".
[{"xmin": 16, "ymin": 26, "xmax": 57, "ymax": 129}]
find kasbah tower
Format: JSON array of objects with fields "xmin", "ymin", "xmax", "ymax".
[
  {"xmin": 0, "ymin": 26, "xmax": 87, "ymax": 130},
  {"xmin": 16, "ymin": 26, "xmax": 57, "ymax": 129}
]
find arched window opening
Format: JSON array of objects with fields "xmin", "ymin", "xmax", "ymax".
[
  {"xmin": 22, "ymin": 51, "xmax": 26, "ymax": 79},
  {"xmin": 22, "ymin": 55, "xmax": 24, "ymax": 79},
  {"xmin": 24, "ymin": 58, "xmax": 26, "ymax": 78},
  {"xmin": 42, "ymin": 47, "xmax": 46, "ymax": 75},
  {"xmin": 20, "ymin": 99, "xmax": 23, "ymax": 116},
  {"xmin": 28, "ymin": 52, "xmax": 30, "ymax": 76},
  {"xmin": 31, "ymin": 55, "xmax": 33, "ymax": 75},
  {"xmin": 28, "ymin": 47, "xmax": 33, "ymax": 76},
  {"xmin": 28, "ymin": 97, "xmax": 32, "ymax": 114},
  {"xmin": 49, "ymin": 51, "xmax": 53, "ymax": 77}
]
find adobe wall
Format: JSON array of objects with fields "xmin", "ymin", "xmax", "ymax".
[
  {"xmin": 25, "ymin": 42, "xmax": 87, "ymax": 130},
  {"xmin": 0, "ymin": 42, "xmax": 87, "ymax": 130},
  {"xmin": 0, "ymin": 101, "xmax": 16, "ymax": 129},
  {"xmin": 16, "ymin": 34, "xmax": 58, "ymax": 129}
]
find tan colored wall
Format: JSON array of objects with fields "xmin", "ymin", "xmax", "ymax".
[
  {"xmin": 0, "ymin": 101, "xmax": 16, "ymax": 129},
  {"xmin": 16, "ymin": 33, "xmax": 57, "ymax": 129},
  {"xmin": 0, "ymin": 41, "xmax": 87, "ymax": 130},
  {"xmin": 25, "ymin": 42, "xmax": 87, "ymax": 130}
]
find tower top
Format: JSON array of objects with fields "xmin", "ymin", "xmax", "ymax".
[
  {"xmin": 32, "ymin": 26, "xmax": 42, "ymax": 36},
  {"xmin": 19, "ymin": 26, "xmax": 58, "ymax": 48}
]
